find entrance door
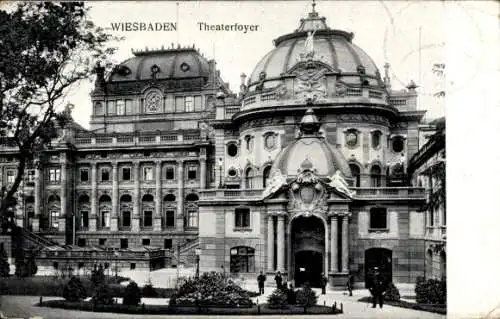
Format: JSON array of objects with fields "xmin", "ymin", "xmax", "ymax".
[
  {"xmin": 294, "ymin": 250, "xmax": 323, "ymax": 287},
  {"xmin": 364, "ymin": 248, "xmax": 392, "ymax": 287}
]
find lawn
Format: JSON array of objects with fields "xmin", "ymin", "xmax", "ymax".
[{"xmin": 357, "ymin": 296, "xmax": 446, "ymax": 315}]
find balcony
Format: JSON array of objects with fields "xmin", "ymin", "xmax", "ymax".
[
  {"xmin": 199, "ymin": 189, "xmax": 264, "ymax": 200},
  {"xmin": 74, "ymin": 131, "xmax": 202, "ymax": 148}
]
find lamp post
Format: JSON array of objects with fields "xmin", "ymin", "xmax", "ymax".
[
  {"xmin": 218, "ymin": 157, "xmax": 223, "ymax": 189},
  {"xmin": 195, "ymin": 248, "xmax": 201, "ymax": 279}
]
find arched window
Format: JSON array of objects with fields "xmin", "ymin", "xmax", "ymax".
[
  {"xmin": 262, "ymin": 166, "xmax": 272, "ymax": 188},
  {"xmin": 349, "ymin": 164, "xmax": 361, "ymax": 187},
  {"xmin": 141, "ymin": 194, "xmax": 154, "ymax": 228},
  {"xmin": 47, "ymin": 195, "xmax": 61, "ymax": 230},
  {"xmin": 185, "ymin": 194, "xmax": 198, "ymax": 228},
  {"xmin": 163, "ymin": 194, "xmax": 176, "ymax": 228},
  {"xmin": 230, "ymin": 246, "xmax": 255, "ymax": 273},
  {"xmin": 99, "ymin": 195, "xmax": 111, "ymax": 229},
  {"xmin": 371, "ymin": 130, "xmax": 382, "ymax": 148},
  {"xmin": 370, "ymin": 165, "xmax": 382, "ymax": 187},
  {"xmin": 245, "ymin": 168, "xmax": 254, "ymax": 189},
  {"xmin": 78, "ymin": 195, "xmax": 90, "ymax": 229},
  {"xmin": 120, "ymin": 194, "xmax": 132, "ymax": 229}
]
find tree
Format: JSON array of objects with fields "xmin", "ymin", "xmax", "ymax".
[
  {"xmin": 0, "ymin": 243, "xmax": 10, "ymax": 277},
  {"xmin": 63, "ymin": 276, "xmax": 87, "ymax": 301},
  {"xmin": 0, "ymin": 2, "xmax": 118, "ymax": 226},
  {"xmin": 123, "ymin": 281, "xmax": 142, "ymax": 306}
]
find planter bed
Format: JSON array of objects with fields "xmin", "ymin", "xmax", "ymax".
[
  {"xmin": 39, "ymin": 300, "xmax": 340, "ymax": 315},
  {"xmin": 357, "ymin": 296, "xmax": 446, "ymax": 315}
]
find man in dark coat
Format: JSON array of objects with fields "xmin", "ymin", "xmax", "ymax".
[
  {"xmin": 286, "ymin": 283, "xmax": 296, "ymax": 305},
  {"xmin": 320, "ymin": 273, "xmax": 328, "ymax": 294},
  {"xmin": 274, "ymin": 271, "xmax": 283, "ymax": 290},
  {"xmin": 257, "ymin": 271, "xmax": 266, "ymax": 295},
  {"xmin": 368, "ymin": 268, "xmax": 388, "ymax": 308}
]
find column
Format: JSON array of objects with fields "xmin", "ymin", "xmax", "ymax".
[
  {"xmin": 132, "ymin": 162, "xmax": 140, "ymax": 231},
  {"xmin": 33, "ymin": 164, "xmax": 41, "ymax": 232},
  {"xmin": 154, "ymin": 160, "xmax": 162, "ymax": 231},
  {"xmin": 176, "ymin": 160, "xmax": 184, "ymax": 230},
  {"xmin": 111, "ymin": 162, "xmax": 119, "ymax": 231},
  {"xmin": 59, "ymin": 162, "xmax": 67, "ymax": 233},
  {"xmin": 277, "ymin": 214, "xmax": 285, "ymax": 272},
  {"xmin": 267, "ymin": 215, "xmax": 274, "ymax": 272},
  {"xmin": 341, "ymin": 214, "xmax": 349, "ymax": 273},
  {"xmin": 199, "ymin": 158, "xmax": 207, "ymax": 189},
  {"xmin": 330, "ymin": 216, "xmax": 338, "ymax": 272},
  {"xmin": 89, "ymin": 163, "xmax": 97, "ymax": 231}
]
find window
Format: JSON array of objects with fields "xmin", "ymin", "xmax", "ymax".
[
  {"xmin": 370, "ymin": 165, "xmax": 382, "ymax": 187},
  {"xmin": 392, "ymin": 136, "xmax": 405, "ymax": 153},
  {"xmin": 53, "ymin": 262, "xmax": 59, "ymax": 270},
  {"xmin": 369, "ymin": 207, "xmax": 387, "ymax": 229},
  {"xmin": 164, "ymin": 238, "xmax": 173, "ymax": 249},
  {"xmin": 230, "ymin": 246, "xmax": 255, "ymax": 273},
  {"xmin": 175, "ymin": 96, "xmax": 184, "ymax": 112},
  {"xmin": 121, "ymin": 238, "xmax": 128, "ymax": 249},
  {"xmin": 130, "ymin": 263, "xmax": 136, "ymax": 270},
  {"xmin": 94, "ymin": 102, "xmax": 103, "ymax": 115},
  {"xmin": 116, "ymin": 100, "xmax": 125, "ymax": 115},
  {"xmin": 235, "ymin": 208, "xmax": 250, "ymax": 228},
  {"xmin": 101, "ymin": 211, "xmax": 110, "ymax": 228},
  {"xmin": 125, "ymin": 100, "xmax": 134, "ymax": 114},
  {"xmin": 245, "ymin": 168, "xmax": 254, "ymax": 189},
  {"xmin": 185, "ymin": 96, "xmax": 194, "ymax": 112},
  {"xmin": 143, "ymin": 166, "xmax": 153, "ymax": 181},
  {"xmin": 78, "ymin": 262, "xmax": 85, "ymax": 269},
  {"xmin": 349, "ymin": 164, "xmax": 361, "ymax": 187},
  {"xmin": 143, "ymin": 210, "xmax": 153, "ymax": 227},
  {"xmin": 187, "ymin": 165, "xmax": 197, "ymax": 180},
  {"xmin": 372, "ymin": 131, "xmax": 382, "ymax": 148},
  {"xmin": 264, "ymin": 134, "xmax": 276, "ymax": 150},
  {"xmin": 101, "ymin": 168, "xmax": 110, "ymax": 181},
  {"xmin": 142, "ymin": 238, "xmax": 150, "ymax": 246},
  {"xmin": 122, "ymin": 211, "xmax": 131, "ymax": 228},
  {"xmin": 49, "ymin": 168, "xmax": 61, "ymax": 182},
  {"xmin": 165, "ymin": 210, "xmax": 175, "ymax": 227},
  {"xmin": 81, "ymin": 210, "xmax": 89, "ymax": 228},
  {"xmin": 122, "ymin": 167, "xmax": 131, "ymax": 181},
  {"xmin": 194, "ymin": 95, "xmax": 203, "ymax": 111},
  {"xmin": 245, "ymin": 135, "xmax": 254, "ymax": 151},
  {"xmin": 50, "ymin": 210, "xmax": 59, "ymax": 229},
  {"xmin": 6, "ymin": 170, "xmax": 15, "ymax": 184},
  {"xmin": 107, "ymin": 100, "xmax": 116, "ymax": 114},
  {"xmin": 187, "ymin": 207, "xmax": 198, "ymax": 228},
  {"xmin": 80, "ymin": 168, "xmax": 89, "ymax": 182},
  {"xmin": 99, "ymin": 238, "xmax": 107, "ymax": 246},
  {"xmin": 77, "ymin": 238, "xmax": 86, "ymax": 247},
  {"xmin": 27, "ymin": 170, "xmax": 35, "ymax": 183},
  {"xmin": 345, "ymin": 129, "xmax": 359, "ymax": 148},
  {"xmin": 227, "ymin": 143, "xmax": 238, "ymax": 157},
  {"xmin": 165, "ymin": 166, "xmax": 175, "ymax": 180},
  {"xmin": 228, "ymin": 168, "xmax": 237, "ymax": 177},
  {"xmin": 263, "ymin": 166, "xmax": 272, "ymax": 188}
]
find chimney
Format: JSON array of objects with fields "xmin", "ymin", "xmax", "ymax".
[{"xmin": 383, "ymin": 62, "xmax": 391, "ymax": 90}]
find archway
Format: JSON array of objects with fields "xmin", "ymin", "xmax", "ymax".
[
  {"xmin": 291, "ymin": 215, "xmax": 325, "ymax": 287},
  {"xmin": 364, "ymin": 248, "xmax": 392, "ymax": 287}
]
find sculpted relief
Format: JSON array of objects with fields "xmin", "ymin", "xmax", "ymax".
[{"xmin": 293, "ymin": 67, "xmax": 328, "ymax": 103}]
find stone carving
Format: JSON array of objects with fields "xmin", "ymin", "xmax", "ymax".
[
  {"xmin": 304, "ymin": 30, "xmax": 316, "ymax": 58},
  {"xmin": 327, "ymin": 170, "xmax": 356, "ymax": 198},
  {"xmin": 262, "ymin": 169, "xmax": 287, "ymax": 199},
  {"xmin": 145, "ymin": 91, "xmax": 162, "ymax": 113},
  {"xmin": 335, "ymin": 82, "xmax": 347, "ymax": 97},
  {"xmin": 294, "ymin": 67, "xmax": 327, "ymax": 102},
  {"xmin": 275, "ymin": 83, "xmax": 288, "ymax": 100}
]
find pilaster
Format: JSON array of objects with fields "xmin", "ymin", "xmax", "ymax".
[
  {"xmin": 111, "ymin": 162, "xmax": 119, "ymax": 231},
  {"xmin": 267, "ymin": 214, "xmax": 275, "ymax": 272},
  {"xmin": 277, "ymin": 213, "xmax": 285, "ymax": 272},
  {"xmin": 132, "ymin": 162, "xmax": 140, "ymax": 232},
  {"xmin": 90, "ymin": 163, "xmax": 97, "ymax": 231},
  {"xmin": 176, "ymin": 160, "xmax": 184, "ymax": 231},
  {"xmin": 341, "ymin": 213, "xmax": 350, "ymax": 273},
  {"xmin": 330, "ymin": 215, "xmax": 338, "ymax": 272},
  {"xmin": 59, "ymin": 161, "xmax": 67, "ymax": 233},
  {"xmin": 154, "ymin": 160, "xmax": 162, "ymax": 231}
]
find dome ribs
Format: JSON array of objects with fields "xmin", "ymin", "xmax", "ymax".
[
  {"xmin": 283, "ymin": 38, "xmax": 300, "ymax": 74},
  {"xmin": 326, "ymin": 37, "xmax": 339, "ymax": 71}
]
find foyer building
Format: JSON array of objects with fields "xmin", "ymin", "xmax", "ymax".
[{"xmin": 0, "ymin": 5, "xmax": 440, "ymax": 287}]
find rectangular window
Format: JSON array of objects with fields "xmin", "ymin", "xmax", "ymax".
[
  {"xmin": 121, "ymin": 238, "xmax": 128, "ymax": 249},
  {"xmin": 187, "ymin": 208, "xmax": 198, "ymax": 228},
  {"xmin": 164, "ymin": 238, "xmax": 172, "ymax": 249},
  {"xmin": 99, "ymin": 238, "xmax": 106, "ymax": 246},
  {"xmin": 122, "ymin": 211, "xmax": 131, "ymax": 228},
  {"xmin": 77, "ymin": 238, "xmax": 86, "ymax": 247},
  {"xmin": 165, "ymin": 210, "xmax": 175, "ymax": 227},
  {"xmin": 6, "ymin": 170, "xmax": 15, "ymax": 184},
  {"xmin": 50, "ymin": 210, "xmax": 59, "ymax": 229},
  {"xmin": 130, "ymin": 263, "xmax": 136, "ymax": 270},
  {"xmin": 187, "ymin": 165, "xmax": 197, "ymax": 180},
  {"xmin": 235, "ymin": 208, "xmax": 250, "ymax": 228},
  {"xmin": 369, "ymin": 208, "xmax": 387, "ymax": 229},
  {"xmin": 143, "ymin": 167, "xmax": 153, "ymax": 181},
  {"xmin": 122, "ymin": 167, "xmax": 131, "ymax": 181},
  {"xmin": 175, "ymin": 96, "xmax": 184, "ymax": 112},
  {"xmin": 27, "ymin": 170, "xmax": 35, "ymax": 183},
  {"xmin": 194, "ymin": 95, "xmax": 203, "ymax": 111},
  {"xmin": 116, "ymin": 100, "xmax": 125, "ymax": 115},
  {"xmin": 185, "ymin": 96, "xmax": 194, "ymax": 112},
  {"xmin": 107, "ymin": 100, "xmax": 116, "ymax": 114},
  {"xmin": 143, "ymin": 210, "xmax": 153, "ymax": 227},
  {"xmin": 101, "ymin": 211, "xmax": 110, "ymax": 228},
  {"xmin": 165, "ymin": 166, "xmax": 175, "ymax": 180},
  {"xmin": 125, "ymin": 100, "xmax": 134, "ymax": 114},
  {"xmin": 49, "ymin": 168, "xmax": 61, "ymax": 182},
  {"xmin": 101, "ymin": 168, "xmax": 110, "ymax": 181},
  {"xmin": 80, "ymin": 168, "xmax": 89, "ymax": 182},
  {"xmin": 81, "ymin": 210, "xmax": 89, "ymax": 228},
  {"xmin": 142, "ymin": 238, "xmax": 150, "ymax": 246}
]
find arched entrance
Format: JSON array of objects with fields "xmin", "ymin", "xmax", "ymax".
[
  {"xmin": 364, "ymin": 248, "xmax": 392, "ymax": 287},
  {"xmin": 291, "ymin": 215, "xmax": 325, "ymax": 287}
]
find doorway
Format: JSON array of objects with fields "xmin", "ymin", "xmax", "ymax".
[
  {"xmin": 364, "ymin": 248, "xmax": 392, "ymax": 287},
  {"xmin": 294, "ymin": 250, "xmax": 323, "ymax": 287}
]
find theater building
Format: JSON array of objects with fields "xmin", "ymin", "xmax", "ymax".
[{"xmin": 0, "ymin": 6, "xmax": 440, "ymax": 288}]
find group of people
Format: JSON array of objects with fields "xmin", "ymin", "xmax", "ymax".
[{"xmin": 257, "ymin": 271, "xmax": 297, "ymax": 304}]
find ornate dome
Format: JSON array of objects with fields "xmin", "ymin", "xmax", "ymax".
[
  {"xmin": 108, "ymin": 47, "xmax": 210, "ymax": 82},
  {"xmin": 271, "ymin": 109, "xmax": 352, "ymax": 179},
  {"xmin": 248, "ymin": 7, "xmax": 381, "ymax": 88}
]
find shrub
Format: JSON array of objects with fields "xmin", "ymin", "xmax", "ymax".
[
  {"xmin": 0, "ymin": 244, "xmax": 10, "ymax": 277},
  {"xmin": 143, "ymin": 281, "xmax": 158, "ymax": 298},
  {"xmin": 92, "ymin": 283, "xmax": 115, "ymax": 305},
  {"xmin": 267, "ymin": 289, "xmax": 288, "ymax": 309},
  {"xmin": 296, "ymin": 285, "xmax": 318, "ymax": 309},
  {"xmin": 123, "ymin": 281, "xmax": 141, "ymax": 306},
  {"xmin": 415, "ymin": 277, "xmax": 446, "ymax": 305},
  {"xmin": 91, "ymin": 264, "xmax": 105, "ymax": 287},
  {"xmin": 63, "ymin": 276, "xmax": 87, "ymax": 301},
  {"xmin": 384, "ymin": 282, "xmax": 400, "ymax": 301}
]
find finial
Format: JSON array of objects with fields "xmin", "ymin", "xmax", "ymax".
[{"xmin": 312, "ymin": 0, "xmax": 316, "ymax": 13}]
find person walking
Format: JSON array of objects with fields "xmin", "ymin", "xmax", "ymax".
[
  {"xmin": 320, "ymin": 273, "xmax": 328, "ymax": 294},
  {"xmin": 257, "ymin": 271, "xmax": 266, "ymax": 295},
  {"xmin": 274, "ymin": 271, "xmax": 283, "ymax": 290},
  {"xmin": 368, "ymin": 268, "xmax": 387, "ymax": 308},
  {"xmin": 346, "ymin": 273, "xmax": 353, "ymax": 296}
]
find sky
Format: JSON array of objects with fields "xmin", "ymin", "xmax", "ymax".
[{"xmin": 65, "ymin": 0, "xmax": 457, "ymax": 128}]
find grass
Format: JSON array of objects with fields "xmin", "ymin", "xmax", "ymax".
[
  {"xmin": 357, "ymin": 296, "xmax": 446, "ymax": 315},
  {"xmin": 39, "ymin": 300, "xmax": 342, "ymax": 315}
]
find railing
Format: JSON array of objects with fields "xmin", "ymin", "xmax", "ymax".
[
  {"xmin": 38, "ymin": 247, "xmax": 165, "ymax": 260},
  {"xmin": 19, "ymin": 227, "xmax": 59, "ymax": 248},
  {"xmin": 345, "ymin": 88, "xmax": 362, "ymax": 97},
  {"xmin": 369, "ymin": 90, "xmax": 383, "ymax": 99},
  {"xmin": 225, "ymin": 106, "xmax": 240, "ymax": 118},
  {"xmin": 389, "ymin": 99, "xmax": 407, "ymax": 106},
  {"xmin": 352, "ymin": 187, "xmax": 425, "ymax": 198},
  {"xmin": 74, "ymin": 132, "xmax": 200, "ymax": 147},
  {"xmin": 199, "ymin": 189, "xmax": 264, "ymax": 199}
]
